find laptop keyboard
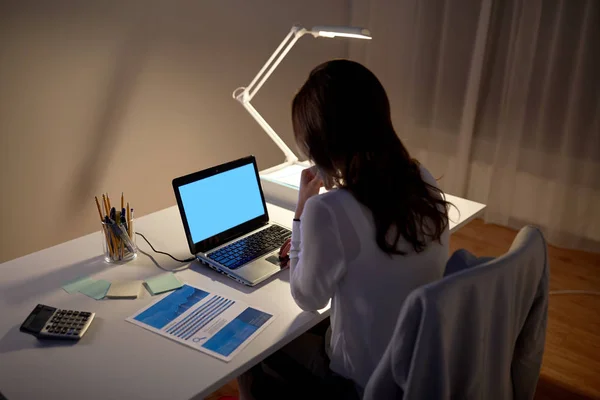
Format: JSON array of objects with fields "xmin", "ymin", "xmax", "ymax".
[{"xmin": 208, "ymin": 225, "xmax": 292, "ymax": 270}]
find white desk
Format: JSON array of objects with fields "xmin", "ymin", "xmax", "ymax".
[
  {"xmin": 0, "ymin": 200, "xmax": 485, "ymax": 400},
  {"xmin": 260, "ymin": 162, "xmax": 485, "ymax": 232}
]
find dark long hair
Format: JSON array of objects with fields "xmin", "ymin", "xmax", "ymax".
[{"xmin": 292, "ymin": 59, "xmax": 450, "ymax": 255}]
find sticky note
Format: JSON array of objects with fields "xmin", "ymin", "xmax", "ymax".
[
  {"xmin": 145, "ymin": 273, "xmax": 183, "ymax": 296},
  {"xmin": 79, "ymin": 279, "xmax": 111, "ymax": 300},
  {"xmin": 106, "ymin": 280, "xmax": 143, "ymax": 299},
  {"xmin": 62, "ymin": 276, "xmax": 95, "ymax": 294}
]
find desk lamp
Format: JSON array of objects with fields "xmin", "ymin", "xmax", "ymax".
[{"xmin": 233, "ymin": 25, "xmax": 372, "ymax": 209}]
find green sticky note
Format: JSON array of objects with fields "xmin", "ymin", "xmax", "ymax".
[
  {"xmin": 145, "ymin": 273, "xmax": 183, "ymax": 295},
  {"xmin": 79, "ymin": 279, "xmax": 111, "ymax": 300},
  {"xmin": 62, "ymin": 277, "xmax": 95, "ymax": 294}
]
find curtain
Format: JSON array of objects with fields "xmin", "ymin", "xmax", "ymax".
[{"xmin": 349, "ymin": 0, "xmax": 600, "ymax": 253}]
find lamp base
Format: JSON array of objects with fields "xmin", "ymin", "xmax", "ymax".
[
  {"xmin": 260, "ymin": 161, "xmax": 487, "ymax": 233},
  {"xmin": 260, "ymin": 161, "xmax": 310, "ymax": 211}
]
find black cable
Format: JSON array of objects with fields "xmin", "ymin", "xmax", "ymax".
[{"xmin": 135, "ymin": 232, "xmax": 195, "ymax": 263}]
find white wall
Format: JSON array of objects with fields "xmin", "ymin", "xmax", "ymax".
[{"xmin": 0, "ymin": 0, "xmax": 351, "ymax": 262}]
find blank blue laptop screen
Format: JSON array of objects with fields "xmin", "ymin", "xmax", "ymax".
[{"xmin": 179, "ymin": 163, "xmax": 266, "ymax": 244}]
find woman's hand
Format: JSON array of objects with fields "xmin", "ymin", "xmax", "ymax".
[
  {"xmin": 295, "ymin": 166, "xmax": 323, "ymax": 219},
  {"xmin": 279, "ymin": 238, "xmax": 291, "ymax": 269}
]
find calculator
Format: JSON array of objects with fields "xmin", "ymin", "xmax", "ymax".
[{"xmin": 20, "ymin": 304, "xmax": 95, "ymax": 340}]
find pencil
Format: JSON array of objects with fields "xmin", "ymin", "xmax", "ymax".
[
  {"xmin": 95, "ymin": 196, "xmax": 104, "ymax": 221},
  {"xmin": 127, "ymin": 202, "xmax": 131, "ymax": 238},
  {"xmin": 102, "ymin": 194, "xmax": 110, "ymax": 216},
  {"xmin": 121, "ymin": 192, "xmax": 124, "ymax": 210},
  {"xmin": 110, "ymin": 229, "xmax": 118, "ymax": 260},
  {"xmin": 103, "ymin": 224, "xmax": 114, "ymax": 259},
  {"xmin": 106, "ymin": 192, "xmax": 112, "ymax": 210},
  {"xmin": 97, "ymin": 196, "xmax": 114, "ymax": 258}
]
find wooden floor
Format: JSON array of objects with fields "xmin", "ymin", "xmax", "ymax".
[{"xmin": 206, "ymin": 219, "xmax": 600, "ymax": 400}]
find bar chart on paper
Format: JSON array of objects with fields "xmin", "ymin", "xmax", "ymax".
[{"xmin": 127, "ymin": 284, "xmax": 275, "ymax": 361}]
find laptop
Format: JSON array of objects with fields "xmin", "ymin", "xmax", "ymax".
[{"xmin": 172, "ymin": 156, "xmax": 292, "ymax": 286}]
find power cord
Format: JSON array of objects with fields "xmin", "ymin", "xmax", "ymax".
[{"xmin": 135, "ymin": 232, "xmax": 195, "ymax": 263}]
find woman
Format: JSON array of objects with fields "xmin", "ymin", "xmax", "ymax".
[{"xmin": 245, "ymin": 59, "xmax": 451, "ymax": 399}]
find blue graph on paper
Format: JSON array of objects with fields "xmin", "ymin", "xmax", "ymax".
[
  {"xmin": 134, "ymin": 285, "xmax": 209, "ymax": 329},
  {"xmin": 202, "ymin": 307, "xmax": 272, "ymax": 357},
  {"xmin": 130, "ymin": 283, "xmax": 274, "ymax": 360},
  {"xmin": 165, "ymin": 295, "xmax": 236, "ymax": 340}
]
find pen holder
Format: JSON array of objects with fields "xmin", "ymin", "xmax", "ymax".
[{"xmin": 101, "ymin": 220, "xmax": 137, "ymax": 263}]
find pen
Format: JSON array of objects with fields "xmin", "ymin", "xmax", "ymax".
[
  {"xmin": 97, "ymin": 196, "xmax": 114, "ymax": 258},
  {"xmin": 109, "ymin": 220, "xmax": 137, "ymax": 253},
  {"xmin": 121, "ymin": 208, "xmax": 128, "ymax": 229},
  {"xmin": 120, "ymin": 208, "xmax": 128, "ymax": 257},
  {"xmin": 130, "ymin": 208, "xmax": 135, "ymax": 238},
  {"xmin": 104, "ymin": 215, "xmax": 116, "ymax": 258},
  {"xmin": 115, "ymin": 209, "xmax": 123, "ymax": 258},
  {"xmin": 127, "ymin": 202, "xmax": 131, "ymax": 238}
]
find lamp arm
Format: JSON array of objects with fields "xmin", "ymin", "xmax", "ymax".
[
  {"xmin": 247, "ymin": 27, "xmax": 308, "ymax": 101},
  {"xmin": 242, "ymin": 102, "xmax": 298, "ymax": 163},
  {"xmin": 233, "ymin": 25, "xmax": 310, "ymax": 163}
]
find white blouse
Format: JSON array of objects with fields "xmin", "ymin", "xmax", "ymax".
[{"xmin": 289, "ymin": 166, "xmax": 449, "ymax": 388}]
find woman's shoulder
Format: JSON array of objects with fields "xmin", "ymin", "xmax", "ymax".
[
  {"xmin": 418, "ymin": 164, "xmax": 438, "ymax": 188},
  {"xmin": 303, "ymin": 189, "xmax": 360, "ymax": 220},
  {"xmin": 309, "ymin": 188, "xmax": 356, "ymax": 208},
  {"xmin": 305, "ymin": 189, "xmax": 366, "ymax": 225}
]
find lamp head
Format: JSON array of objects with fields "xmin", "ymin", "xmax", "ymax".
[{"xmin": 309, "ymin": 26, "xmax": 372, "ymax": 40}]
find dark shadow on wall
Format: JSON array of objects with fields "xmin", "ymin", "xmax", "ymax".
[{"xmin": 70, "ymin": 5, "xmax": 158, "ymax": 207}]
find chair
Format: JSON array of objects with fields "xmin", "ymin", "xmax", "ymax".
[{"xmin": 363, "ymin": 226, "xmax": 549, "ymax": 400}]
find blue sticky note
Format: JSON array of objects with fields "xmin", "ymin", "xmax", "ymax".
[
  {"xmin": 145, "ymin": 273, "xmax": 183, "ymax": 295},
  {"xmin": 62, "ymin": 277, "xmax": 95, "ymax": 294},
  {"xmin": 79, "ymin": 279, "xmax": 111, "ymax": 300}
]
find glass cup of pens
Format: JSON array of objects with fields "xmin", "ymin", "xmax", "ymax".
[{"xmin": 96, "ymin": 193, "xmax": 137, "ymax": 263}]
